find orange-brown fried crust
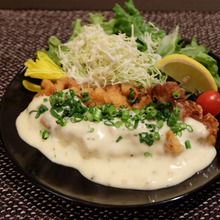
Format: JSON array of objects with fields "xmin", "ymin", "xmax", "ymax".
[
  {"xmin": 148, "ymin": 81, "xmax": 186, "ymax": 104},
  {"xmin": 35, "ymin": 78, "xmax": 152, "ymax": 109},
  {"xmin": 164, "ymin": 130, "xmax": 184, "ymax": 155}
]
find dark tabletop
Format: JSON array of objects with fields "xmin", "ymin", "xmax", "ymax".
[{"xmin": 0, "ymin": 9, "xmax": 220, "ymax": 219}]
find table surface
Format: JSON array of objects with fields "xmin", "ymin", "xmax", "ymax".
[{"xmin": 0, "ymin": 9, "xmax": 220, "ymax": 219}]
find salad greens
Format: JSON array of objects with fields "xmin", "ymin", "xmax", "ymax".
[{"xmin": 38, "ymin": 0, "xmax": 219, "ymax": 90}]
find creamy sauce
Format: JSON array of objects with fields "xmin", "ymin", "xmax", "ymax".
[{"xmin": 16, "ymin": 95, "xmax": 217, "ymax": 190}]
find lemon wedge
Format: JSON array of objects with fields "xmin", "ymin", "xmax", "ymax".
[{"xmin": 156, "ymin": 54, "xmax": 218, "ymax": 92}]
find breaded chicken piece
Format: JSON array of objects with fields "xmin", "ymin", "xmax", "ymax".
[
  {"xmin": 178, "ymin": 100, "xmax": 204, "ymax": 122},
  {"xmin": 177, "ymin": 100, "xmax": 219, "ymax": 146},
  {"xmin": 202, "ymin": 113, "xmax": 219, "ymax": 146},
  {"xmin": 55, "ymin": 77, "xmax": 79, "ymax": 91},
  {"xmin": 164, "ymin": 130, "xmax": 184, "ymax": 155},
  {"xmin": 149, "ymin": 81, "xmax": 186, "ymax": 104},
  {"xmin": 35, "ymin": 79, "xmax": 56, "ymax": 97},
  {"xmin": 89, "ymin": 87, "xmax": 106, "ymax": 106}
]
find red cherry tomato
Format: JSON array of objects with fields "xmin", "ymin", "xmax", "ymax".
[{"xmin": 196, "ymin": 90, "xmax": 220, "ymax": 116}]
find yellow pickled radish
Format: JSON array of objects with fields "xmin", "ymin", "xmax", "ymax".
[{"xmin": 22, "ymin": 80, "xmax": 41, "ymax": 92}]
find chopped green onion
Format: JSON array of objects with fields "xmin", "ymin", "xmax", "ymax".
[
  {"xmin": 185, "ymin": 140, "xmax": 191, "ymax": 149},
  {"xmin": 80, "ymin": 92, "xmax": 89, "ymax": 97},
  {"xmin": 180, "ymin": 123, "xmax": 187, "ymax": 129},
  {"xmin": 176, "ymin": 131, "xmax": 182, "ymax": 137},
  {"xmin": 83, "ymin": 111, "xmax": 94, "ymax": 121},
  {"xmin": 56, "ymin": 118, "xmax": 67, "ymax": 126},
  {"xmin": 172, "ymin": 91, "xmax": 181, "ymax": 99},
  {"xmin": 115, "ymin": 121, "xmax": 123, "ymax": 128},
  {"xmin": 81, "ymin": 97, "xmax": 90, "ymax": 103},
  {"xmin": 131, "ymin": 114, "xmax": 140, "ymax": 121},
  {"xmin": 30, "ymin": 104, "xmax": 48, "ymax": 119},
  {"xmin": 145, "ymin": 106, "xmax": 157, "ymax": 120},
  {"xmin": 104, "ymin": 120, "xmax": 115, "ymax": 126},
  {"xmin": 132, "ymin": 108, "xmax": 140, "ymax": 114},
  {"xmin": 87, "ymin": 101, "xmax": 97, "ymax": 107},
  {"xmin": 121, "ymin": 110, "xmax": 130, "ymax": 122},
  {"xmin": 139, "ymin": 132, "xmax": 154, "ymax": 146},
  {"xmin": 173, "ymin": 106, "xmax": 180, "ymax": 116},
  {"xmin": 108, "ymin": 105, "xmax": 117, "ymax": 115},
  {"xmin": 125, "ymin": 121, "xmax": 134, "ymax": 130},
  {"xmin": 156, "ymin": 102, "xmax": 172, "ymax": 110},
  {"xmin": 167, "ymin": 114, "xmax": 178, "ymax": 126},
  {"xmin": 40, "ymin": 129, "xmax": 49, "ymax": 140},
  {"xmin": 163, "ymin": 109, "xmax": 170, "ymax": 118},
  {"xmin": 157, "ymin": 120, "xmax": 164, "ymax": 129},
  {"xmin": 133, "ymin": 120, "xmax": 139, "ymax": 129},
  {"xmin": 146, "ymin": 124, "xmax": 156, "ymax": 132},
  {"xmin": 153, "ymin": 132, "xmax": 160, "ymax": 141},
  {"xmin": 144, "ymin": 152, "xmax": 152, "ymax": 157},
  {"xmin": 126, "ymin": 88, "xmax": 138, "ymax": 104},
  {"xmin": 116, "ymin": 136, "xmax": 123, "ymax": 143},
  {"xmin": 93, "ymin": 107, "xmax": 102, "ymax": 121},
  {"xmin": 187, "ymin": 125, "xmax": 193, "ymax": 132},
  {"xmin": 71, "ymin": 114, "xmax": 84, "ymax": 123},
  {"xmin": 88, "ymin": 128, "xmax": 94, "ymax": 133},
  {"xmin": 50, "ymin": 107, "xmax": 61, "ymax": 119}
]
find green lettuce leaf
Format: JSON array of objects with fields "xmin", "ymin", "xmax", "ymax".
[
  {"xmin": 68, "ymin": 19, "xmax": 82, "ymax": 42},
  {"xmin": 180, "ymin": 37, "xmax": 209, "ymax": 57},
  {"xmin": 112, "ymin": 0, "xmax": 165, "ymax": 51},
  {"xmin": 112, "ymin": 0, "xmax": 147, "ymax": 51},
  {"xmin": 88, "ymin": 13, "xmax": 116, "ymax": 35},
  {"xmin": 194, "ymin": 52, "xmax": 220, "ymax": 88},
  {"xmin": 157, "ymin": 26, "xmax": 183, "ymax": 57},
  {"xmin": 41, "ymin": 36, "xmax": 64, "ymax": 67}
]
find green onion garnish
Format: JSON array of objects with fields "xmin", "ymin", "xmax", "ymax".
[
  {"xmin": 116, "ymin": 136, "xmax": 123, "ymax": 143},
  {"xmin": 172, "ymin": 91, "xmax": 181, "ymax": 99},
  {"xmin": 30, "ymin": 104, "xmax": 48, "ymax": 119},
  {"xmin": 144, "ymin": 152, "xmax": 152, "ymax": 157},
  {"xmin": 153, "ymin": 132, "xmax": 160, "ymax": 141},
  {"xmin": 126, "ymin": 88, "xmax": 138, "ymax": 104},
  {"xmin": 31, "ymin": 89, "xmax": 194, "ymax": 147},
  {"xmin": 40, "ymin": 129, "xmax": 49, "ymax": 140},
  {"xmin": 157, "ymin": 120, "xmax": 164, "ymax": 129},
  {"xmin": 88, "ymin": 128, "xmax": 94, "ymax": 133},
  {"xmin": 185, "ymin": 140, "xmax": 191, "ymax": 149}
]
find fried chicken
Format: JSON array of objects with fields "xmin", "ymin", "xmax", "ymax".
[{"xmin": 36, "ymin": 78, "xmax": 219, "ymax": 148}]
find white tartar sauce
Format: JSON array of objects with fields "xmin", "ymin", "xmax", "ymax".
[{"xmin": 16, "ymin": 95, "xmax": 216, "ymax": 190}]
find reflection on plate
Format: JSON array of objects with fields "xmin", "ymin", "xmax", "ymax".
[{"xmin": 0, "ymin": 61, "xmax": 220, "ymax": 208}]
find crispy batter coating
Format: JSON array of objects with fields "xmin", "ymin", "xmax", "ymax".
[
  {"xmin": 35, "ymin": 78, "xmax": 152, "ymax": 109},
  {"xmin": 35, "ymin": 79, "xmax": 56, "ymax": 97},
  {"xmin": 202, "ymin": 113, "xmax": 219, "ymax": 146},
  {"xmin": 148, "ymin": 81, "xmax": 186, "ymax": 104},
  {"xmin": 178, "ymin": 100, "xmax": 204, "ymax": 122},
  {"xmin": 164, "ymin": 130, "xmax": 184, "ymax": 155}
]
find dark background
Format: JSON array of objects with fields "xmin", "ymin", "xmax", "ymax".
[{"xmin": 1, "ymin": 0, "xmax": 220, "ymax": 11}]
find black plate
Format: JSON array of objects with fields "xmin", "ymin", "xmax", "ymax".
[{"xmin": 0, "ymin": 63, "xmax": 220, "ymax": 208}]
